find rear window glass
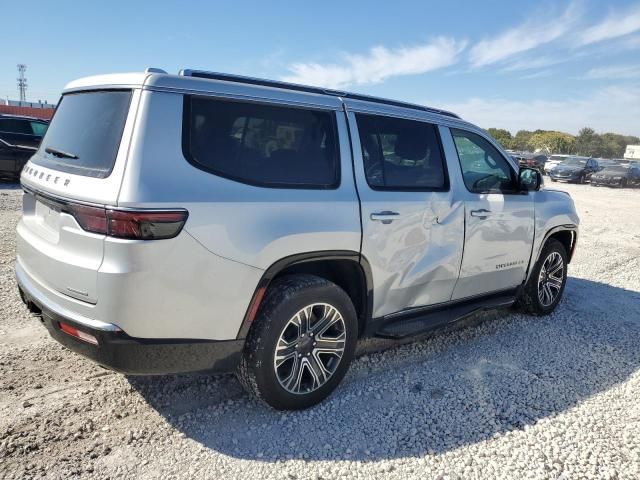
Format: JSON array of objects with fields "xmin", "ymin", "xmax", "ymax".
[
  {"xmin": 183, "ymin": 96, "xmax": 339, "ymax": 188},
  {"xmin": 30, "ymin": 121, "xmax": 48, "ymax": 136},
  {"xmin": 31, "ymin": 91, "xmax": 132, "ymax": 178}
]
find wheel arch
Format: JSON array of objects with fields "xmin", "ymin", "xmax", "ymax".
[
  {"xmin": 236, "ymin": 251, "xmax": 373, "ymax": 339},
  {"xmin": 525, "ymin": 224, "xmax": 578, "ymax": 284}
]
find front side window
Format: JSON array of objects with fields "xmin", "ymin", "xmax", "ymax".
[
  {"xmin": 355, "ymin": 113, "xmax": 447, "ymax": 190},
  {"xmin": 451, "ymin": 129, "xmax": 517, "ymax": 194},
  {"xmin": 183, "ymin": 97, "xmax": 339, "ymax": 188}
]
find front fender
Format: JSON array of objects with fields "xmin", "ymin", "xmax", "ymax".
[{"xmin": 526, "ymin": 189, "xmax": 579, "ymax": 280}]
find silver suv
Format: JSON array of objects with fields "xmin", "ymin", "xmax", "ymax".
[{"xmin": 16, "ymin": 69, "xmax": 579, "ymax": 410}]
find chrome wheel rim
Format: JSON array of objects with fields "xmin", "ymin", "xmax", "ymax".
[
  {"xmin": 537, "ymin": 251, "xmax": 564, "ymax": 307},
  {"xmin": 274, "ymin": 303, "xmax": 346, "ymax": 395}
]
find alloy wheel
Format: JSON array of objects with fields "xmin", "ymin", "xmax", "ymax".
[
  {"xmin": 273, "ymin": 303, "xmax": 346, "ymax": 394},
  {"xmin": 537, "ymin": 251, "xmax": 564, "ymax": 307}
]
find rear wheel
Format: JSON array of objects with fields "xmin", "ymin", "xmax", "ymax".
[
  {"xmin": 579, "ymin": 174, "xmax": 586, "ymax": 184},
  {"xmin": 518, "ymin": 239, "xmax": 568, "ymax": 315},
  {"xmin": 237, "ymin": 274, "xmax": 357, "ymax": 410}
]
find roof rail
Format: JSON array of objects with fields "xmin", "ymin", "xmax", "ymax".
[{"xmin": 179, "ymin": 69, "xmax": 460, "ymax": 119}]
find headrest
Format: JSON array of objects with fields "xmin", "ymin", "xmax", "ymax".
[{"xmin": 394, "ymin": 131, "xmax": 428, "ymax": 161}]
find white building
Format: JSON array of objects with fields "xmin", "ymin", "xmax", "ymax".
[{"xmin": 624, "ymin": 145, "xmax": 640, "ymax": 160}]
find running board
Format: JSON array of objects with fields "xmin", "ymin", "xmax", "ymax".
[{"xmin": 374, "ymin": 291, "xmax": 517, "ymax": 339}]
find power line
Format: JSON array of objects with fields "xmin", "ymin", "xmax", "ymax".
[{"xmin": 17, "ymin": 64, "xmax": 27, "ymax": 102}]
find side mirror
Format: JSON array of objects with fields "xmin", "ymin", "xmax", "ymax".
[{"xmin": 518, "ymin": 167, "xmax": 541, "ymax": 192}]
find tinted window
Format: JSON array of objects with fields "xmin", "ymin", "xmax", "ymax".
[
  {"xmin": 31, "ymin": 91, "xmax": 132, "ymax": 178},
  {"xmin": 0, "ymin": 119, "xmax": 31, "ymax": 135},
  {"xmin": 184, "ymin": 97, "xmax": 339, "ymax": 188},
  {"xmin": 355, "ymin": 113, "xmax": 447, "ymax": 190},
  {"xmin": 451, "ymin": 129, "xmax": 517, "ymax": 194},
  {"xmin": 30, "ymin": 121, "xmax": 48, "ymax": 137}
]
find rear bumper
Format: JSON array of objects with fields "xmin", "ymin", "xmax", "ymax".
[{"xmin": 16, "ymin": 263, "xmax": 244, "ymax": 375}]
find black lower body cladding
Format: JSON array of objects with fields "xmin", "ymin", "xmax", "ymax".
[{"xmin": 18, "ymin": 286, "xmax": 244, "ymax": 375}]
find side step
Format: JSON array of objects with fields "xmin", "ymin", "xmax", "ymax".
[{"xmin": 375, "ymin": 290, "xmax": 517, "ymax": 339}]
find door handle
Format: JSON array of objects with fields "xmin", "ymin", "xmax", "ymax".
[
  {"xmin": 370, "ymin": 211, "xmax": 400, "ymax": 224},
  {"xmin": 470, "ymin": 208, "xmax": 491, "ymax": 219}
]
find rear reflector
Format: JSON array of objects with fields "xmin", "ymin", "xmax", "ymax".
[
  {"xmin": 67, "ymin": 204, "xmax": 188, "ymax": 240},
  {"xmin": 59, "ymin": 322, "xmax": 99, "ymax": 345}
]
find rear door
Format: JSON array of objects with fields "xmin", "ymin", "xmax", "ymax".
[
  {"xmin": 442, "ymin": 127, "xmax": 534, "ymax": 300},
  {"xmin": 346, "ymin": 107, "xmax": 464, "ymax": 318},
  {"xmin": 18, "ymin": 89, "xmax": 137, "ymax": 303}
]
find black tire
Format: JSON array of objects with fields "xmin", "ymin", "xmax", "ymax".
[
  {"xmin": 550, "ymin": 178, "xmax": 557, "ymax": 182},
  {"xmin": 518, "ymin": 239, "xmax": 568, "ymax": 316},
  {"xmin": 620, "ymin": 179, "xmax": 627, "ymax": 188},
  {"xmin": 237, "ymin": 274, "xmax": 357, "ymax": 410},
  {"xmin": 579, "ymin": 174, "xmax": 586, "ymax": 184}
]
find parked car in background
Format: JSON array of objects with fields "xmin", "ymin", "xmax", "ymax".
[
  {"xmin": 512, "ymin": 152, "xmax": 548, "ymax": 172},
  {"xmin": 548, "ymin": 156, "xmax": 599, "ymax": 183},
  {"xmin": 544, "ymin": 154, "xmax": 570, "ymax": 172},
  {"xmin": 591, "ymin": 165, "xmax": 640, "ymax": 188},
  {"xmin": 0, "ymin": 114, "xmax": 48, "ymax": 180}
]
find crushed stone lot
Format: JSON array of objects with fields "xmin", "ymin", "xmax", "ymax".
[{"xmin": 1, "ymin": 180, "xmax": 639, "ymax": 479}]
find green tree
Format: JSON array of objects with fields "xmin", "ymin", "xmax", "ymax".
[
  {"xmin": 529, "ymin": 131, "xmax": 575, "ymax": 154},
  {"xmin": 575, "ymin": 127, "xmax": 604, "ymax": 157},
  {"xmin": 487, "ymin": 128, "xmax": 513, "ymax": 149},
  {"xmin": 512, "ymin": 130, "xmax": 534, "ymax": 151}
]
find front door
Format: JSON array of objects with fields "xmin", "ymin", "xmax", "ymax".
[
  {"xmin": 443, "ymin": 127, "xmax": 534, "ymax": 300},
  {"xmin": 347, "ymin": 108, "xmax": 464, "ymax": 318}
]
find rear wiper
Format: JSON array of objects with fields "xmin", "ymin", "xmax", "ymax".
[{"xmin": 45, "ymin": 146, "xmax": 78, "ymax": 159}]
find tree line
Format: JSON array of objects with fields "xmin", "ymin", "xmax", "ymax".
[{"xmin": 486, "ymin": 127, "xmax": 639, "ymax": 158}]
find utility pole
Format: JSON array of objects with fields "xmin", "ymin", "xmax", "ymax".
[{"xmin": 17, "ymin": 64, "xmax": 27, "ymax": 103}]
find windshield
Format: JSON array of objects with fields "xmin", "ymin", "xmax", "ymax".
[
  {"xmin": 562, "ymin": 157, "xmax": 587, "ymax": 165},
  {"xmin": 31, "ymin": 90, "xmax": 132, "ymax": 178},
  {"xmin": 549, "ymin": 155, "xmax": 567, "ymax": 160}
]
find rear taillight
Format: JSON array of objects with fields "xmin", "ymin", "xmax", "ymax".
[{"xmin": 67, "ymin": 204, "xmax": 188, "ymax": 240}]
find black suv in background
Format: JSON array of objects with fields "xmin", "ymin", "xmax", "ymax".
[
  {"xmin": 0, "ymin": 115, "xmax": 48, "ymax": 180},
  {"xmin": 548, "ymin": 156, "xmax": 599, "ymax": 183}
]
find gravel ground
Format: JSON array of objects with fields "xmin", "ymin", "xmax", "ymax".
[{"xmin": 1, "ymin": 180, "xmax": 639, "ymax": 479}]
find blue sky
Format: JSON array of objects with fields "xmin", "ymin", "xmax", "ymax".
[{"xmin": 1, "ymin": 0, "xmax": 639, "ymax": 135}]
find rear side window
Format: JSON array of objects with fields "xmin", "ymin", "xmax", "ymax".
[
  {"xmin": 183, "ymin": 96, "xmax": 340, "ymax": 188},
  {"xmin": 355, "ymin": 113, "xmax": 447, "ymax": 190},
  {"xmin": 31, "ymin": 91, "xmax": 132, "ymax": 179},
  {"xmin": 0, "ymin": 119, "xmax": 31, "ymax": 135}
]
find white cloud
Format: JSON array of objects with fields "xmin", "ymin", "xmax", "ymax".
[
  {"xmin": 502, "ymin": 56, "xmax": 565, "ymax": 72},
  {"xmin": 281, "ymin": 37, "xmax": 466, "ymax": 89},
  {"xmin": 576, "ymin": 3, "xmax": 640, "ymax": 46},
  {"xmin": 586, "ymin": 64, "xmax": 640, "ymax": 80},
  {"xmin": 469, "ymin": 2, "xmax": 580, "ymax": 68},
  {"xmin": 433, "ymin": 85, "xmax": 640, "ymax": 136}
]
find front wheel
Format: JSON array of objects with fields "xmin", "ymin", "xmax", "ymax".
[
  {"xmin": 237, "ymin": 274, "xmax": 357, "ymax": 410},
  {"xmin": 517, "ymin": 239, "xmax": 568, "ymax": 315}
]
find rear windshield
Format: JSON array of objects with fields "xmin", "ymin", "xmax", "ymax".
[{"xmin": 32, "ymin": 90, "xmax": 132, "ymax": 178}]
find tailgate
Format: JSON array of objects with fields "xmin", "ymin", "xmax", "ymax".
[
  {"xmin": 17, "ymin": 189, "xmax": 104, "ymax": 303},
  {"xmin": 17, "ymin": 89, "xmax": 138, "ymax": 304}
]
